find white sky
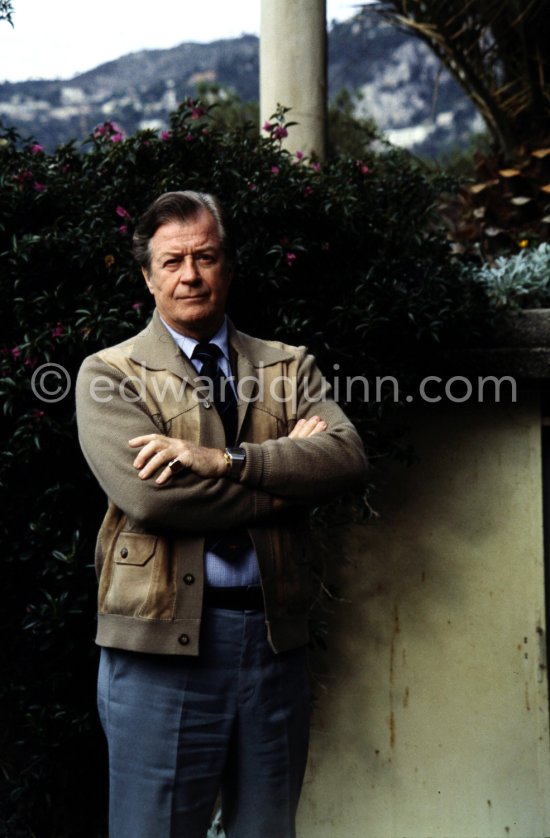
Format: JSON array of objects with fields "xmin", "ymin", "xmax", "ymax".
[{"xmin": 0, "ymin": 0, "xmax": 361, "ymax": 83}]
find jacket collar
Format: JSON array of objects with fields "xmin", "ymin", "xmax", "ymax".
[
  {"xmin": 129, "ymin": 310, "xmax": 295, "ymax": 433},
  {"xmin": 129, "ymin": 309, "xmax": 294, "ymax": 377}
]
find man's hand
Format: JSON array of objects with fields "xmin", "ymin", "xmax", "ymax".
[
  {"xmin": 129, "ymin": 415, "xmax": 328, "ymax": 486},
  {"xmin": 129, "ymin": 435, "xmax": 227, "ymax": 485}
]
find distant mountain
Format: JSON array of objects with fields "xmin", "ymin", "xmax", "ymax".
[{"xmin": 0, "ymin": 13, "xmax": 481, "ymax": 157}]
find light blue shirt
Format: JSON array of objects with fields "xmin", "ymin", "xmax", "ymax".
[
  {"xmin": 161, "ymin": 317, "xmax": 235, "ymax": 391},
  {"xmin": 160, "ymin": 316, "xmax": 260, "ymax": 587}
]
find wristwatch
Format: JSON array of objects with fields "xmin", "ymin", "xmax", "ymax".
[{"xmin": 223, "ymin": 446, "xmax": 246, "ymax": 479}]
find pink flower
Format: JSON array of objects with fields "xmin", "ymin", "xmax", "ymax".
[
  {"xmin": 271, "ymin": 165, "xmax": 280, "ymax": 175},
  {"xmin": 185, "ymin": 133, "xmax": 194, "ymax": 142},
  {"xmin": 262, "ymin": 121, "xmax": 273, "ymax": 133},
  {"xmin": 303, "ymin": 186, "xmax": 314, "ymax": 198},
  {"xmin": 161, "ymin": 131, "xmax": 171, "ymax": 141},
  {"xmin": 11, "ymin": 347, "xmax": 21, "ymax": 359},
  {"xmin": 356, "ymin": 160, "xmax": 370, "ymax": 175},
  {"xmin": 93, "ymin": 121, "xmax": 119, "ymax": 138},
  {"xmin": 273, "ymin": 126, "xmax": 288, "ymax": 140},
  {"xmin": 33, "ymin": 182, "xmax": 45, "ymax": 192},
  {"xmin": 30, "ymin": 143, "xmax": 44, "ymax": 154},
  {"xmin": 131, "ymin": 301, "xmax": 143, "ymax": 311},
  {"xmin": 51, "ymin": 324, "xmax": 65, "ymax": 339},
  {"xmin": 118, "ymin": 225, "xmax": 128, "ymax": 234},
  {"xmin": 247, "ymin": 182, "xmax": 257, "ymax": 191},
  {"xmin": 111, "ymin": 132, "xmax": 124, "ymax": 143},
  {"xmin": 116, "ymin": 205, "xmax": 131, "ymax": 219},
  {"xmin": 285, "ymin": 252, "xmax": 297, "ymax": 266},
  {"xmin": 191, "ymin": 106, "xmax": 206, "ymax": 119},
  {"xmin": 295, "ymin": 150, "xmax": 304, "ymax": 160},
  {"xmin": 311, "ymin": 162, "xmax": 321, "ymax": 172}
]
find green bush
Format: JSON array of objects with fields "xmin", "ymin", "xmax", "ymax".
[{"xmin": 0, "ymin": 101, "xmax": 488, "ymax": 836}]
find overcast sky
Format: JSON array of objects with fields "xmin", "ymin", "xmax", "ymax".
[{"xmin": 0, "ymin": 0, "xmax": 360, "ymax": 83}]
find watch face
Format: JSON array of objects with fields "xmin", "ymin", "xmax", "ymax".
[{"xmin": 226, "ymin": 447, "xmax": 246, "ymax": 476}]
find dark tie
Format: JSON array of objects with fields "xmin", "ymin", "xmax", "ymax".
[
  {"xmin": 191, "ymin": 343, "xmax": 251, "ymax": 570},
  {"xmin": 192, "ymin": 343, "xmax": 237, "ymax": 445}
]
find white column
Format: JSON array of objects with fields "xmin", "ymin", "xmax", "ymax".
[{"xmin": 260, "ymin": 0, "xmax": 327, "ymax": 159}]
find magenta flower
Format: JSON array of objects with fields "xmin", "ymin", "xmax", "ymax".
[
  {"xmin": 116, "ymin": 205, "xmax": 131, "ymax": 219},
  {"xmin": 33, "ymin": 182, "xmax": 46, "ymax": 192},
  {"xmin": 191, "ymin": 106, "xmax": 206, "ymax": 119},
  {"xmin": 118, "ymin": 225, "xmax": 128, "ymax": 234},
  {"xmin": 131, "ymin": 301, "xmax": 143, "ymax": 311},
  {"xmin": 185, "ymin": 133, "xmax": 194, "ymax": 142},
  {"xmin": 30, "ymin": 143, "xmax": 44, "ymax": 154},
  {"xmin": 273, "ymin": 126, "xmax": 288, "ymax": 140},
  {"xmin": 111, "ymin": 132, "xmax": 124, "ymax": 143},
  {"xmin": 161, "ymin": 131, "xmax": 171, "ymax": 141},
  {"xmin": 311, "ymin": 162, "xmax": 321, "ymax": 172},
  {"xmin": 271, "ymin": 165, "xmax": 280, "ymax": 175},
  {"xmin": 262, "ymin": 121, "xmax": 273, "ymax": 133},
  {"xmin": 94, "ymin": 121, "xmax": 122, "ymax": 139},
  {"xmin": 295, "ymin": 150, "xmax": 304, "ymax": 160},
  {"xmin": 11, "ymin": 347, "xmax": 21, "ymax": 359},
  {"xmin": 303, "ymin": 186, "xmax": 314, "ymax": 198},
  {"xmin": 356, "ymin": 160, "xmax": 370, "ymax": 175},
  {"xmin": 51, "ymin": 324, "xmax": 65, "ymax": 339},
  {"xmin": 285, "ymin": 252, "xmax": 297, "ymax": 266}
]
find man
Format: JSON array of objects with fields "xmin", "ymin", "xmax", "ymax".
[{"xmin": 76, "ymin": 190, "xmax": 367, "ymax": 838}]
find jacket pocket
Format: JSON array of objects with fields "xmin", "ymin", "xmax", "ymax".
[
  {"xmin": 114, "ymin": 532, "xmax": 157, "ymax": 566},
  {"xmin": 102, "ymin": 532, "xmax": 158, "ymax": 616}
]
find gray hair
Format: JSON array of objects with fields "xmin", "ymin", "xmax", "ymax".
[{"xmin": 132, "ymin": 190, "xmax": 232, "ymax": 272}]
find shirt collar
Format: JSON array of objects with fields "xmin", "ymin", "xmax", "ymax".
[{"xmin": 159, "ymin": 315, "xmax": 230, "ymax": 363}]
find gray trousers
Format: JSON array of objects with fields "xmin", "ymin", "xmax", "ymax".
[{"xmin": 97, "ymin": 608, "xmax": 310, "ymax": 838}]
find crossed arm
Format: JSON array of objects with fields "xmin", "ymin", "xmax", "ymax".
[{"xmin": 129, "ymin": 415, "xmax": 328, "ymax": 485}]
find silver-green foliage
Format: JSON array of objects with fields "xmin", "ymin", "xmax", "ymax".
[{"xmin": 470, "ymin": 243, "xmax": 550, "ymax": 309}]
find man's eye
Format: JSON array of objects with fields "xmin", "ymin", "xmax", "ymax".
[{"xmin": 197, "ymin": 254, "xmax": 215, "ymax": 264}]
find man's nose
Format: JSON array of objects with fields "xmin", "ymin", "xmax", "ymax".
[{"xmin": 179, "ymin": 256, "xmax": 199, "ymax": 282}]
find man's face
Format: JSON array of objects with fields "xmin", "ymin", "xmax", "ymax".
[{"xmin": 142, "ymin": 210, "xmax": 232, "ymax": 339}]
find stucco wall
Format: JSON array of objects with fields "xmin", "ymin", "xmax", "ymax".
[{"xmin": 298, "ymin": 397, "xmax": 550, "ymax": 837}]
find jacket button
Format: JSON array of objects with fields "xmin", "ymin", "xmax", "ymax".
[
  {"xmin": 183, "ymin": 574, "xmax": 195, "ymax": 585},
  {"xmin": 120, "ymin": 547, "xmax": 128, "ymax": 558},
  {"xmin": 178, "ymin": 633, "xmax": 190, "ymax": 646}
]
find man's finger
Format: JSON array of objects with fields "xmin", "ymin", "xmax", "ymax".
[
  {"xmin": 128, "ymin": 434, "xmax": 161, "ymax": 448},
  {"xmin": 289, "ymin": 416, "xmax": 327, "ymax": 439}
]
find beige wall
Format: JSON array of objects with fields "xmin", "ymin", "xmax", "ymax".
[{"xmin": 298, "ymin": 398, "xmax": 550, "ymax": 837}]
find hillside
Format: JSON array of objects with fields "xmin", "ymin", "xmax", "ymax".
[{"xmin": 0, "ymin": 12, "xmax": 480, "ymax": 156}]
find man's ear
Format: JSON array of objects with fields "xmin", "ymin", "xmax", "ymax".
[{"xmin": 142, "ymin": 266, "xmax": 154, "ymax": 295}]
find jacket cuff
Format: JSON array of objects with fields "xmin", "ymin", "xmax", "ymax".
[{"xmin": 240, "ymin": 442, "xmax": 264, "ymax": 488}]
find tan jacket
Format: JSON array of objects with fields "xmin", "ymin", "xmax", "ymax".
[{"xmin": 76, "ymin": 311, "xmax": 367, "ymax": 654}]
